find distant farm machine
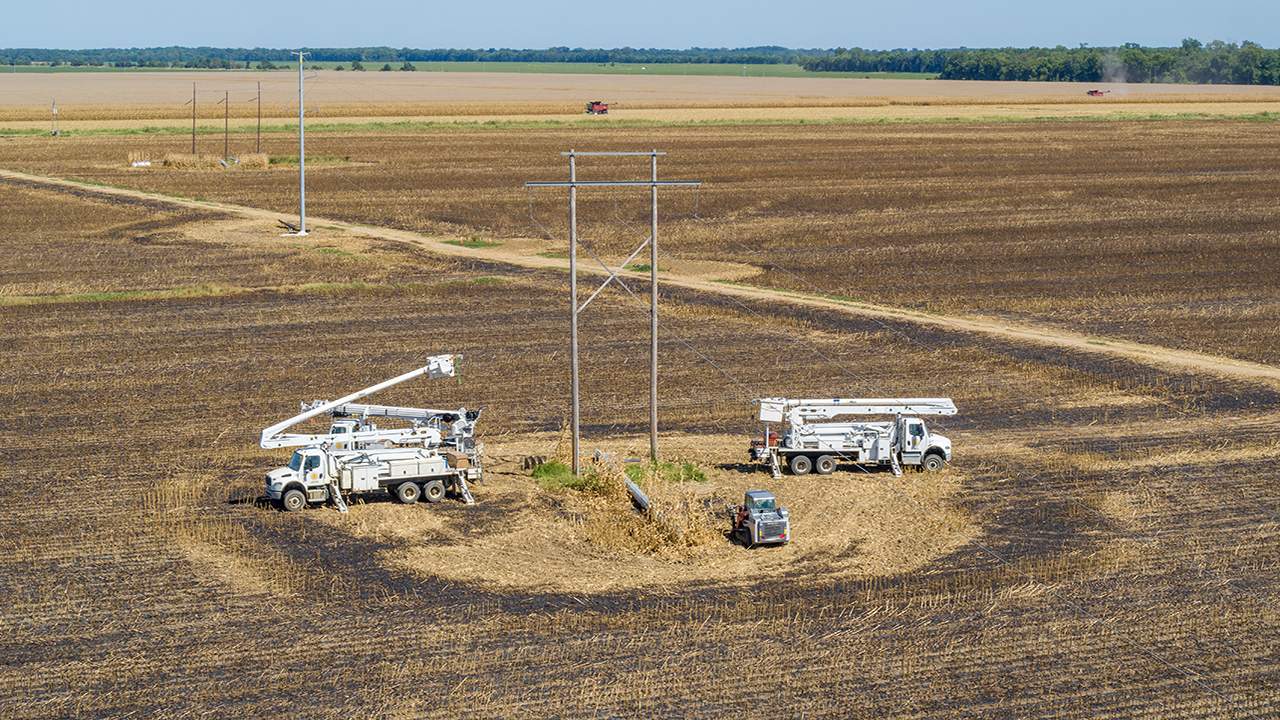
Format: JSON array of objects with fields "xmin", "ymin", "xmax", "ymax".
[
  {"xmin": 1086, "ymin": 90, "xmax": 1110, "ymax": 97},
  {"xmin": 585, "ymin": 101, "xmax": 609, "ymax": 114}
]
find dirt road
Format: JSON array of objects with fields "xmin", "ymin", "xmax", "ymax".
[{"xmin": 6, "ymin": 167, "xmax": 1278, "ymax": 388}]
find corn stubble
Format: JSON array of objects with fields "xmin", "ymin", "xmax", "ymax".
[{"xmin": 1, "ymin": 118, "xmax": 1279, "ymax": 717}]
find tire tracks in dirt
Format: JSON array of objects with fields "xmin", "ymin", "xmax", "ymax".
[{"xmin": 6, "ymin": 167, "xmax": 1279, "ymax": 389}]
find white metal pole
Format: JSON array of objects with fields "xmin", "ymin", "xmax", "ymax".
[
  {"xmin": 296, "ymin": 51, "xmax": 308, "ymax": 235},
  {"xmin": 650, "ymin": 150, "xmax": 659, "ymax": 463},
  {"xmin": 570, "ymin": 151, "xmax": 580, "ymax": 476}
]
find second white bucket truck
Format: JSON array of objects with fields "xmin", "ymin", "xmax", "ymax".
[{"xmin": 750, "ymin": 397, "xmax": 957, "ymax": 478}]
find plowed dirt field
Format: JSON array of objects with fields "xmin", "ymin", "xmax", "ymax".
[{"xmin": 2, "ymin": 72, "xmax": 1279, "ymax": 718}]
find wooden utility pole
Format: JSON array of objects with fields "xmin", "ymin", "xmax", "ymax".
[{"xmin": 527, "ymin": 152, "xmax": 699, "ymax": 473}]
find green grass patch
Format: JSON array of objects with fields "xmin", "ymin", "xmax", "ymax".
[
  {"xmin": 296, "ymin": 282, "xmax": 370, "ymax": 292},
  {"xmin": 315, "ymin": 247, "xmax": 358, "ymax": 257},
  {"xmin": 625, "ymin": 460, "xmax": 708, "ymax": 484},
  {"xmin": 0, "ymin": 280, "xmax": 474, "ymax": 307},
  {"xmin": 434, "ymin": 277, "xmax": 504, "ymax": 287},
  {"xmin": 531, "ymin": 460, "xmax": 610, "ymax": 492},
  {"xmin": 442, "ymin": 236, "xmax": 502, "ymax": 247},
  {"xmin": 625, "ymin": 263, "xmax": 666, "ymax": 273},
  {"xmin": 0, "ymin": 282, "xmax": 238, "ymax": 305}
]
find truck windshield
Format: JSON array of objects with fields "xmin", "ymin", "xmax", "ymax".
[
  {"xmin": 287, "ymin": 452, "xmax": 304, "ymax": 471},
  {"xmin": 754, "ymin": 498, "xmax": 775, "ymax": 510}
]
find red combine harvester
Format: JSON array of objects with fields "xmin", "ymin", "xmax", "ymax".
[
  {"xmin": 585, "ymin": 101, "xmax": 609, "ymax": 114},
  {"xmin": 1086, "ymin": 90, "xmax": 1109, "ymax": 97}
]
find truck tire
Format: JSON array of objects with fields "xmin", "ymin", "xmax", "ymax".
[
  {"xmin": 789, "ymin": 454, "xmax": 812, "ymax": 476},
  {"xmin": 281, "ymin": 488, "xmax": 307, "ymax": 512},
  {"xmin": 922, "ymin": 453, "xmax": 945, "ymax": 472},
  {"xmin": 815, "ymin": 455, "xmax": 836, "ymax": 475},
  {"xmin": 395, "ymin": 482, "xmax": 421, "ymax": 504},
  {"xmin": 423, "ymin": 480, "xmax": 447, "ymax": 503}
]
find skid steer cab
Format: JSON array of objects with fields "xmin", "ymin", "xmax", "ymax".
[{"xmin": 728, "ymin": 489, "xmax": 789, "ymax": 547}]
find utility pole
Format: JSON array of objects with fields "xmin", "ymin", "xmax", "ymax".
[
  {"xmin": 527, "ymin": 152, "xmax": 699, "ymax": 473},
  {"xmin": 286, "ymin": 51, "xmax": 309, "ymax": 235},
  {"xmin": 649, "ymin": 151, "xmax": 659, "ymax": 463}
]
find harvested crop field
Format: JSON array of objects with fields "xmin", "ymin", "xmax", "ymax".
[
  {"xmin": 2, "ymin": 73, "xmax": 1280, "ymax": 718},
  {"xmin": 2, "ymin": 71, "xmax": 1279, "ymax": 129}
]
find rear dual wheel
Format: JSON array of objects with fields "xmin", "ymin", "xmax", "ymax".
[
  {"xmin": 396, "ymin": 482, "xmax": 421, "ymax": 504},
  {"xmin": 423, "ymin": 480, "xmax": 447, "ymax": 503},
  {"xmin": 791, "ymin": 454, "xmax": 838, "ymax": 476},
  {"xmin": 789, "ymin": 455, "xmax": 812, "ymax": 476}
]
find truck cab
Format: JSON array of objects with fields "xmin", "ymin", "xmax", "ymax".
[
  {"xmin": 265, "ymin": 447, "xmax": 334, "ymax": 510},
  {"xmin": 896, "ymin": 416, "xmax": 951, "ymax": 470}
]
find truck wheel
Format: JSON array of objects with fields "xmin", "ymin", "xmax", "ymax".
[
  {"xmin": 922, "ymin": 453, "xmax": 945, "ymax": 472},
  {"xmin": 815, "ymin": 455, "xmax": 836, "ymax": 475},
  {"xmin": 789, "ymin": 454, "xmax": 812, "ymax": 476},
  {"xmin": 396, "ymin": 482, "xmax": 421, "ymax": 504},
  {"xmin": 281, "ymin": 488, "xmax": 307, "ymax": 512},
  {"xmin": 423, "ymin": 480, "xmax": 447, "ymax": 503}
]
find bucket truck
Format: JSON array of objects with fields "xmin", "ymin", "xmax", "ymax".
[
  {"xmin": 750, "ymin": 398, "xmax": 957, "ymax": 478},
  {"xmin": 260, "ymin": 355, "xmax": 483, "ymax": 512}
]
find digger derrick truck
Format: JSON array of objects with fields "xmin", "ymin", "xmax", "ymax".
[
  {"xmin": 750, "ymin": 398, "xmax": 957, "ymax": 478},
  {"xmin": 259, "ymin": 355, "xmax": 483, "ymax": 512}
]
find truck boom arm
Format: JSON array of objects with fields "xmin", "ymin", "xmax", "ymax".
[
  {"xmin": 757, "ymin": 397, "xmax": 957, "ymax": 423},
  {"xmin": 259, "ymin": 355, "xmax": 460, "ymax": 449}
]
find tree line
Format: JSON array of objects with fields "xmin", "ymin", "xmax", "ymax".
[
  {"xmin": 800, "ymin": 40, "xmax": 1280, "ymax": 85},
  {"xmin": 0, "ymin": 46, "xmax": 817, "ymax": 68},
  {"xmin": 4, "ymin": 42, "xmax": 1278, "ymax": 85}
]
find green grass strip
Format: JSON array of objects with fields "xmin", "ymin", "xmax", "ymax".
[
  {"xmin": 4, "ymin": 110, "xmax": 1275, "ymax": 139},
  {"xmin": 0, "ymin": 277, "xmax": 505, "ymax": 306}
]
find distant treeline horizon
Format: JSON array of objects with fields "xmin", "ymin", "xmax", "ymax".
[
  {"xmin": 804, "ymin": 40, "xmax": 1280, "ymax": 85},
  {"xmin": 2, "ymin": 41, "xmax": 1277, "ymax": 85},
  {"xmin": 0, "ymin": 45, "xmax": 821, "ymax": 68}
]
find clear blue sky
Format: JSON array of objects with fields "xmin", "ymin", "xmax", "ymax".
[{"xmin": 3, "ymin": 0, "xmax": 1276, "ymax": 50}]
